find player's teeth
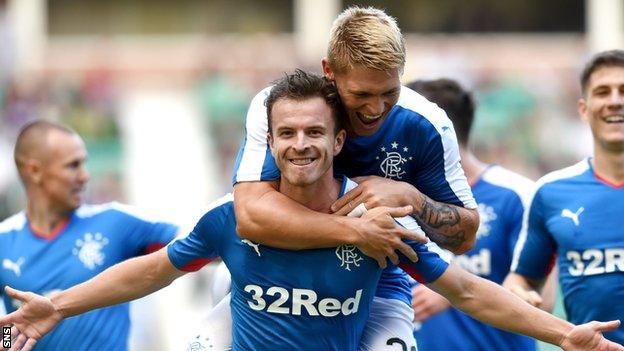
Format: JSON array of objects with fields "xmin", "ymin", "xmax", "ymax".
[
  {"xmin": 362, "ymin": 114, "xmax": 380, "ymax": 121},
  {"xmin": 605, "ymin": 115, "xmax": 624, "ymax": 122},
  {"xmin": 291, "ymin": 158, "xmax": 312, "ymax": 165}
]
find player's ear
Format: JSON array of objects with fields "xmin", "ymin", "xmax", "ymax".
[
  {"xmin": 322, "ymin": 58, "xmax": 334, "ymax": 81},
  {"xmin": 267, "ymin": 132, "xmax": 276, "ymax": 154},
  {"xmin": 333, "ymin": 129, "xmax": 346, "ymax": 156},
  {"xmin": 578, "ymin": 97, "xmax": 589, "ymax": 123},
  {"xmin": 26, "ymin": 158, "xmax": 43, "ymax": 185}
]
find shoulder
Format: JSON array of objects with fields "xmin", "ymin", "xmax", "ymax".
[
  {"xmin": 394, "ymin": 86, "xmax": 453, "ymax": 135},
  {"xmin": 0, "ymin": 212, "xmax": 27, "ymax": 235},
  {"xmin": 481, "ymin": 166, "xmax": 535, "ymax": 206},
  {"xmin": 197, "ymin": 193, "xmax": 235, "ymax": 227},
  {"xmin": 246, "ymin": 87, "xmax": 272, "ymax": 120},
  {"xmin": 250, "ymin": 86, "xmax": 272, "ymax": 102},
  {"xmin": 535, "ymin": 159, "xmax": 590, "ymax": 191},
  {"xmin": 75, "ymin": 202, "xmax": 170, "ymax": 224}
]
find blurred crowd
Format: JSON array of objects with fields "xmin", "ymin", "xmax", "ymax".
[
  {"xmin": 0, "ymin": 35, "xmax": 594, "ymax": 220},
  {"xmin": 0, "ymin": 71, "xmax": 124, "ymax": 219}
]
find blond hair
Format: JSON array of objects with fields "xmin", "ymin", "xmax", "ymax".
[{"xmin": 327, "ymin": 6, "xmax": 405, "ymax": 74}]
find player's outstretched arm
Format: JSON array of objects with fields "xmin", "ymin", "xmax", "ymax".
[
  {"xmin": 331, "ymin": 176, "xmax": 478, "ymax": 254},
  {"xmin": 0, "ymin": 249, "xmax": 185, "ymax": 350},
  {"xmin": 429, "ymin": 265, "xmax": 624, "ymax": 350},
  {"xmin": 233, "ymin": 182, "xmax": 426, "ymax": 267}
]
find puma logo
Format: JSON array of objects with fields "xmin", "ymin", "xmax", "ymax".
[
  {"xmin": 241, "ymin": 239, "xmax": 261, "ymax": 257},
  {"xmin": 3, "ymin": 257, "xmax": 25, "ymax": 277},
  {"xmin": 561, "ymin": 207, "xmax": 584, "ymax": 226}
]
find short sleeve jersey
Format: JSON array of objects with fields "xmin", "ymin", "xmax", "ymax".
[
  {"xmin": 511, "ymin": 159, "xmax": 624, "ymax": 344},
  {"xmin": 416, "ymin": 166, "xmax": 537, "ymax": 351},
  {"xmin": 168, "ymin": 179, "xmax": 450, "ymax": 351},
  {"xmin": 0, "ymin": 203, "xmax": 178, "ymax": 351},
  {"xmin": 232, "ymin": 86, "xmax": 476, "ymax": 305}
]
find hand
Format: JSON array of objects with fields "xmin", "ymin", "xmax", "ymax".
[
  {"xmin": 0, "ymin": 287, "xmax": 63, "ymax": 351},
  {"xmin": 560, "ymin": 320, "xmax": 624, "ymax": 351},
  {"xmin": 506, "ymin": 284, "xmax": 544, "ymax": 308},
  {"xmin": 352, "ymin": 205, "xmax": 427, "ymax": 268},
  {"xmin": 331, "ymin": 176, "xmax": 417, "ymax": 216},
  {"xmin": 412, "ymin": 284, "xmax": 451, "ymax": 321}
]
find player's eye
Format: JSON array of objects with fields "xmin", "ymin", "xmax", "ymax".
[{"xmin": 384, "ymin": 89, "xmax": 399, "ymax": 97}]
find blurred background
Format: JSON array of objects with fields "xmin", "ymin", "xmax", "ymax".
[{"xmin": 0, "ymin": 0, "xmax": 622, "ymax": 349}]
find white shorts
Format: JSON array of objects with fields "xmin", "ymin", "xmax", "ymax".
[
  {"xmin": 183, "ymin": 294, "xmax": 232, "ymax": 351},
  {"xmin": 359, "ymin": 297, "xmax": 418, "ymax": 351}
]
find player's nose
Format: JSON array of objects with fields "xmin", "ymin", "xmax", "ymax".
[
  {"xmin": 365, "ymin": 97, "xmax": 384, "ymax": 117},
  {"xmin": 292, "ymin": 132, "xmax": 310, "ymax": 151}
]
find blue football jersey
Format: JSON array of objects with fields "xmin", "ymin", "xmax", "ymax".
[
  {"xmin": 0, "ymin": 203, "xmax": 178, "ymax": 351},
  {"xmin": 167, "ymin": 180, "xmax": 450, "ymax": 351},
  {"xmin": 232, "ymin": 85, "xmax": 476, "ymax": 306},
  {"xmin": 512, "ymin": 159, "xmax": 624, "ymax": 344},
  {"xmin": 416, "ymin": 165, "xmax": 537, "ymax": 351}
]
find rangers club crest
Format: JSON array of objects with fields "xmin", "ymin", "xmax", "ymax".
[
  {"xmin": 73, "ymin": 232, "xmax": 109, "ymax": 270},
  {"xmin": 476, "ymin": 203, "xmax": 497, "ymax": 239},
  {"xmin": 376, "ymin": 142, "xmax": 412, "ymax": 179},
  {"xmin": 336, "ymin": 245, "xmax": 363, "ymax": 271}
]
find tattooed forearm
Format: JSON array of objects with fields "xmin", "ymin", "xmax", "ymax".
[
  {"xmin": 415, "ymin": 198, "xmax": 461, "ymax": 228},
  {"xmin": 424, "ymin": 228, "xmax": 466, "ymax": 252},
  {"xmin": 414, "ymin": 196, "xmax": 477, "ymax": 253}
]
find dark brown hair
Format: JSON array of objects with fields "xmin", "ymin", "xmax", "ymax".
[
  {"xmin": 266, "ymin": 69, "xmax": 344, "ymax": 135},
  {"xmin": 581, "ymin": 50, "xmax": 624, "ymax": 94}
]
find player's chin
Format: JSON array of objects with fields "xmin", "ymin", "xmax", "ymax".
[
  {"xmin": 283, "ymin": 172, "xmax": 316, "ymax": 187},
  {"xmin": 68, "ymin": 195, "xmax": 84, "ymax": 209}
]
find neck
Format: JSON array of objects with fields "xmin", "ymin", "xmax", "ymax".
[
  {"xmin": 26, "ymin": 193, "xmax": 73, "ymax": 237},
  {"xmin": 279, "ymin": 171, "xmax": 341, "ymax": 213},
  {"xmin": 459, "ymin": 147, "xmax": 489, "ymax": 184},
  {"xmin": 592, "ymin": 146, "xmax": 624, "ymax": 184}
]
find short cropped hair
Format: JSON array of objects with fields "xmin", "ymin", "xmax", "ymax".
[
  {"xmin": 327, "ymin": 6, "xmax": 405, "ymax": 74},
  {"xmin": 14, "ymin": 120, "xmax": 76, "ymax": 180},
  {"xmin": 580, "ymin": 50, "xmax": 624, "ymax": 94},
  {"xmin": 266, "ymin": 69, "xmax": 343, "ymax": 135},
  {"xmin": 407, "ymin": 79, "xmax": 475, "ymax": 146}
]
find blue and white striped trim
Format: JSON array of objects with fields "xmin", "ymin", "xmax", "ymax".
[
  {"xmin": 0, "ymin": 212, "xmax": 26, "ymax": 234},
  {"xmin": 397, "ymin": 86, "xmax": 477, "ymax": 209},
  {"xmin": 510, "ymin": 159, "xmax": 589, "ymax": 271},
  {"xmin": 234, "ymin": 87, "xmax": 272, "ymax": 182}
]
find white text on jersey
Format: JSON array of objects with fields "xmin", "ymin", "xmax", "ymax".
[
  {"xmin": 244, "ymin": 285, "xmax": 362, "ymax": 317},
  {"xmin": 567, "ymin": 248, "xmax": 624, "ymax": 276}
]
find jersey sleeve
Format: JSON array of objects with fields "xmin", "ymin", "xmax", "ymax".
[
  {"xmin": 412, "ymin": 119, "xmax": 476, "ymax": 209},
  {"xmin": 510, "ymin": 187, "xmax": 557, "ymax": 279},
  {"xmin": 110, "ymin": 203, "xmax": 178, "ymax": 255},
  {"xmin": 167, "ymin": 205, "xmax": 227, "ymax": 272},
  {"xmin": 398, "ymin": 241, "xmax": 450, "ymax": 284},
  {"xmin": 231, "ymin": 87, "xmax": 280, "ymax": 184}
]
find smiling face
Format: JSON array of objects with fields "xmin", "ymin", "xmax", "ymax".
[
  {"xmin": 323, "ymin": 60, "xmax": 401, "ymax": 136},
  {"xmin": 579, "ymin": 65, "xmax": 624, "ymax": 153},
  {"xmin": 268, "ymin": 96, "xmax": 346, "ymax": 187}
]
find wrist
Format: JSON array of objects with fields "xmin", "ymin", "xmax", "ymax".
[
  {"xmin": 405, "ymin": 184, "xmax": 424, "ymax": 214},
  {"xmin": 557, "ymin": 322, "xmax": 576, "ymax": 347},
  {"xmin": 50, "ymin": 292, "xmax": 71, "ymax": 319},
  {"xmin": 338, "ymin": 216, "xmax": 364, "ymax": 246}
]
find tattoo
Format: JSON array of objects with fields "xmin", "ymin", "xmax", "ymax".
[
  {"xmin": 415, "ymin": 197, "xmax": 465, "ymax": 251},
  {"xmin": 415, "ymin": 197, "xmax": 460, "ymax": 228}
]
